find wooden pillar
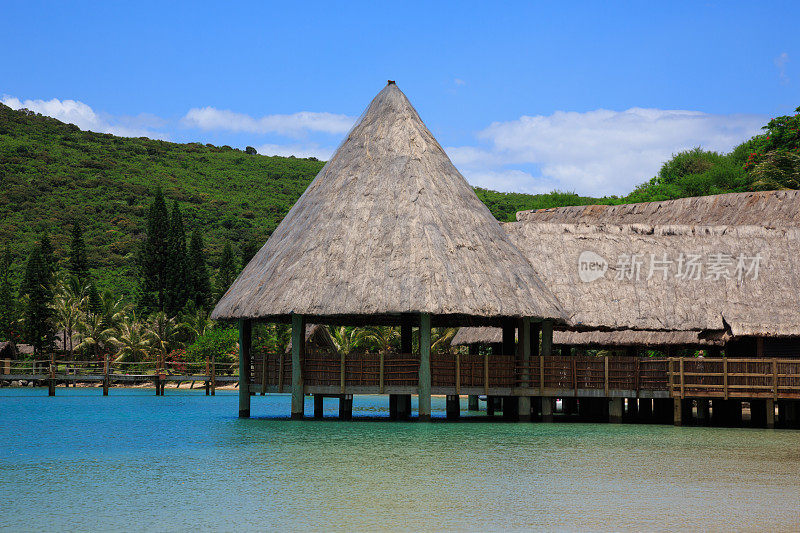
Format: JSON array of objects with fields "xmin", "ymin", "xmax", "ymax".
[
  {"xmin": 653, "ymin": 398, "xmax": 672, "ymax": 424},
  {"xmin": 418, "ymin": 313, "xmax": 432, "ymax": 421},
  {"xmin": 766, "ymin": 399, "xmax": 775, "ymax": 429},
  {"xmin": 487, "ymin": 396, "xmax": 496, "ymax": 417},
  {"xmin": 290, "ymin": 314, "xmax": 305, "ymax": 419},
  {"xmin": 468, "ymin": 395, "xmax": 479, "ymax": 410},
  {"xmin": 541, "ymin": 321, "xmax": 553, "ymax": 357},
  {"xmin": 638, "ymin": 398, "xmax": 652, "ymax": 421},
  {"xmin": 609, "ymin": 397, "xmax": 623, "ymax": 423},
  {"xmin": 541, "ymin": 396, "xmax": 553, "ymax": 423},
  {"xmin": 518, "ymin": 317, "xmax": 532, "ymax": 421},
  {"xmin": 389, "ymin": 395, "xmax": 399, "ymax": 419},
  {"xmin": 696, "ymin": 399, "xmax": 710, "ymax": 425},
  {"xmin": 446, "ymin": 395, "xmax": 460, "ymax": 420},
  {"xmin": 314, "ymin": 395, "xmax": 325, "ymax": 419},
  {"xmin": 673, "ymin": 398, "xmax": 685, "ymax": 426},
  {"xmin": 339, "ymin": 394, "xmax": 353, "ymax": 420},
  {"xmin": 238, "ymin": 319, "xmax": 252, "ymax": 418}
]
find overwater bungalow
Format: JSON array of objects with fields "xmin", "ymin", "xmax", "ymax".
[
  {"xmin": 211, "ymin": 82, "xmax": 800, "ymax": 428},
  {"xmin": 211, "ymin": 81, "xmax": 567, "ymax": 421}
]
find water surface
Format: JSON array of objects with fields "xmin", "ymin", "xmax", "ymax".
[{"xmin": 1, "ymin": 388, "xmax": 798, "ymax": 531}]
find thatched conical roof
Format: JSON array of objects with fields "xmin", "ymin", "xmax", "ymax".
[
  {"xmin": 212, "ymin": 83, "xmax": 566, "ymax": 324},
  {"xmin": 517, "ymin": 190, "xmax": 800, "ymax": 226}
]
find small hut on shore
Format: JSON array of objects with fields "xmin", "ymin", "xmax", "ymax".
[{"xmin": 212, "ymin": 81, "xmax": 566, "ymax": 419}]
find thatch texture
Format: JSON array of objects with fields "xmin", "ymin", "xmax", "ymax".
[
  {"xmin": 504, "ymin": 222, "xmax": 800, "ymax": 337},
  {"xmin": 517, "ymin": 190, "xmax": 800, "ymax": 226},
  {"xmin": 212, "ymin": 83, "xmax": 565, "ymax": 324},
  {"xmin": 451, "ymin": 327, "xmax": 723, "ymax": 347},
  {"xmin": 285, "ymin": 324, "xmax": 337, "ymax": 354}
]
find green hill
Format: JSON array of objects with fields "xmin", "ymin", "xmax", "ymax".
[{"xmin": 2, "ymin": 102, "xmax": 793, "ymax": 300}]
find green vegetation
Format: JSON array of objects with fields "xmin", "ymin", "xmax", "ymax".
[{"xmin": 1, "ymin": 101, "xmax": 799, "ymax": 362}]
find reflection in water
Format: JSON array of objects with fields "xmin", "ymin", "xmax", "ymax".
[{"xmin": 1, "ymin": 389, "xmax": 798, "ymax": 531}]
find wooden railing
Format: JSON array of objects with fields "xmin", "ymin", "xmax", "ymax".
[
  {"xmin": 668, "ymin": 357, "xmax": 800, "ymax": 399},
  {"xmin": 5, "ymin": 354, "xmax": 799, "ymax": 400}
]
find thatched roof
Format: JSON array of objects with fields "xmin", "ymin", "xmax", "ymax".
[
  {"xmin": 285, "ymin": 324, "xmax": 337, "ymax": 354},
  {"xmin": 517, "ymin": 190, "xmax": 800, "ymax": 226},
  {"xmin": 451, "ymin": 327, "xmax": 724, "ymax": 348},
  {"xmin": 212, "ymin": 83, "xmax": 566, "ymax": 325},
  {"xmin": 504, "ymin": 222, "xmax": 800, "ymax": 337}
]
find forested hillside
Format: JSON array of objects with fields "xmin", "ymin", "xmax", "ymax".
[{"xmin": 1, "ymin": 102, "xmax": 798, "ymax": 299}]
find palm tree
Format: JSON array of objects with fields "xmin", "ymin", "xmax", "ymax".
[
  {"xmin": 107, "ymin": 313, "xmax": 151, "ymax": 363},
  {"xmin": 431, "ymin": 328, "xmax": 457, "ymax": 354},
  {"xmin": 73, "ymin": 311, "xmax": 114, "ymax": 363},
  {"xmin": 98, "ymin": 290, "xmax": 128, "ymax": 331},
  {"xmin": 327, "ymin": 326, "xmax": 363, "ymax": 356},
  {"xmin": 145, "ymin": 311, "xmax": 188, "ymax": 370},
  {"xmin": 184, "ymin": 307, "xmax": 213, "ymax": 343},
  {"xmin": 359, "ymin": 326, "xmax": 399, "ymax": 354},
  {"xmin": 53, "ymin": 274, "xmax": 87, "ymax": 354}
]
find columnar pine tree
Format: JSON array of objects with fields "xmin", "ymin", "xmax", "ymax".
[
  {"xmin": 0, "ymin": 251, "xmax": 16, "ymax": 341},
  {"xmin": 69, "ymin": 223, "xmax": 90, "ymax": 286},
  {"xmin": 39, "ymin": 231, "xmax": 56, "ymax": 280},
  {"xmin": 87, "ymin": 282, "xmax": 102, "ymax": 317},
  {"xmin": 187, "ymin": 230, "xmax": 212, "ymax": 310},
  {"xmin": 215, "ymin": 243, "xmax": 237, "ymax": 299},
  {"xmin": 164, "ymin": 201, "xmax": 188, "ymax": 315},
  {"xmin": 22, "ymin": 246, "xmax": 55, "ymax": 354},
  {"xmin": 141, "ymin": 188, "xmax": 170, "ymax": 312},
  {"xmin": 240, "ymin": 240, "xmax": 259, "ymax": 271}
]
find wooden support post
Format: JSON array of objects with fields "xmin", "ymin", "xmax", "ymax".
[
  {"xmin": 541, "ymin": 320, "xmax": 552, "ymax": 395},
  {"xmin": 211, "ymin": 352, "xmax": 216, "ymax": 396},
  {"xmin": 541, "ymin": 396, "xmax": 553, "ymax": 423},
  {"xmin": 483, "ymin": 353, "xmax": 489, "ymax": 395},
  {"xmin": 339, "ymin": 394, "xmax": 353, "ymax": 420},
  {"xmin": 609, "ymin": 397, "xmax": 623, "ymax": 423},
  {"xmin": 103, "ymin": 353, "xmax": 109, "ymax": 396},
  {"xmin": 696, "ymin": 399, "xmax": 710, "ymax": 425},
  {"xmin": 389, "ymin": 395, "xmax": 398, "ymax": 419},
  {"xmin": 379, "ymin": 353, "xmax": 385, "ymax": 394},
  {"xmin": 261, "ymin": 352, "xmax": 267, "ymax": 395},
  {"xmin": 468, "ymin": 395, "xmax": 479, "ymax": 411},
  {"xmin": 446, "ymin": 395, "xmax": 460, "ymax": 420},
  {"xmin": 314, "ymin": 394, "xmax": 324, "ymax": 419},
  {"xmin": 638, "ymin": 398, "xmax": 652, "ymax": 421},
  {"xmin": 772, "ymin": 358, "xmax": 778, "ymax": 402},
  {"xmin": 766, "ymin": 399, "xmax": 775, "ymax": 429},
  {"xmin": 339, "ymin": 351, "xmax": 346, "ymax": 394},
  {"xmin": 418, "ymin": 313, "xmax": 432, "ymax": 421},
  {"xmin": 750, "ymin": 399, "xmax": 767, "ymax": 428},
  {"xmin": 277, "ymin": 351, "xmax": 284, "ymax": 394},
  {"xmin": 487, "ymin": 396, "xmax": 496, "ymax": 417},
  {"xmin": 48, "ymin": 354, "xmax": 55, "ymax": 396},
  {"xmin": 238, "ymin": 319, "xmax": 252, "ymax": 418},
  {"xmin": 679, "ymin": 358, "xmax": 685, "ymax": 399},
  {"xmin": 673, "ymin": 398, "xmax": 684, "ymax": 426},
  {"xmin": 723, "ymin": 358, "xmax": 729, "ymax": 400},
  {"xmin": 518, "ymin": 317, "xmax": 532, "ymax": 422},
  {"xmin": 291, "ymin": 314, "xmax": 305, "ymax": 419},
  {"xmin": 454, "ymin": 352, "xmax": 461, "ymax": 396}
]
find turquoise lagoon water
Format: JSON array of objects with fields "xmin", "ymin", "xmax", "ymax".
[{"xmin": 1, "ymin": 388, "xmax": 799, "ymax": 531}]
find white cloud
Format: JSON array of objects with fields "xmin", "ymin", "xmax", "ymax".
[
  {"xmin": 454, "ymin": 78, "xmax": 465, "ymax": 86},
  {"xmin": 1, "ymin": 95, "xmax": 168, "ymax": 139},
  {"xmin": 254, "ymin": 143, "xmax": 334, "ymax": 160},
  {"xmin": 775, "ymin": 52, "xmax": 790, "ymax": 83},
  {"xmin": 182, "ymin": 107, "xmax": 354, "ymax": 138},
  {"xmin": 449, "ymin": 108, "xmax": 765, "ymax": 196}
]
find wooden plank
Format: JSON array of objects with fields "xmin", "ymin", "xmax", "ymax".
[
  {"xmin": 679, "ymin": 358, "xmax": 684, "ymax": 399},
  {"xmin": 723, "ymin": 358, "xmax": 728, "ymax": 400},
  {"xmin": 379, "ymin": 353, "xmax": 385, "ymax": 394},
  {"xmin": 455, "ymin": 352, "xmax": 461, "ymax": 395},
  {"xmin": 484, "ymin": 353, "xmax": 489, "ymax": 395},
  {"xmin": 773, "ymin": 358, "xmax": 778, "ymax": 402}
]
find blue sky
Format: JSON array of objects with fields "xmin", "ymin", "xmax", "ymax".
[{"xmin": 2, "ymin": 1, "xmax": 798, "ymax": 196}]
